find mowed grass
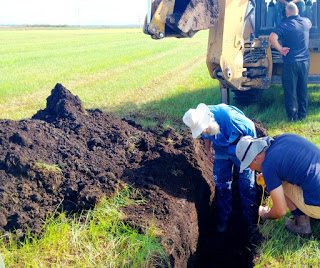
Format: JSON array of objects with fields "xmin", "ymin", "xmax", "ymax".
[
  {"xmin": 0, "ymin": 27, "xmax": 211, "ymax": 122},
  {"xmin": 1, "ymin": 27, "xmax": 320, "ymax": 144},
  {"xmin": 1, "ymin": 27, "xmax": 320, "ymax": 267}
]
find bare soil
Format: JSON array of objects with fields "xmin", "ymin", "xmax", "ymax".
[
  {"xmin": 0, "ymin": 84, "xmax": 267, "ymax": 267},
  {"xmin": 176, "ymin": 0, "xmax": 220, "ymax": 32}
]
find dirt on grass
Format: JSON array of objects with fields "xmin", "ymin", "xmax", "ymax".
[{"xmin": 0, "ymin": 84, "xmax": 267, "ymax": 267}]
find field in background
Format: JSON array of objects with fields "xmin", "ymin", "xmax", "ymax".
[
  {"xmin": 1, "ymin": 27, "xmax": 320, "ymax": 266},
  {"xmin": 0, "ymin": 27, "xmax": 211, "ymax": 125},
  {"xmin": 1, "ymin": 27, "xmax": 320, "ymax": 145},
  {"xmin": 1, "ymin": 27, "xmax": 320, "ymax": 144}
]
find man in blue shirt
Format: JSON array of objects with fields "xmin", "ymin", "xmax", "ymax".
[
  {"xmin": 236, "ymin": 133, "xmax": 320, "ymax": 236},
  {"xmin": 183, "ymin": 103, "xmax": 258, "ymax": 233},
  {"xmin": 269, "ymin": 2, "xmax": 312, "ymax": 121},
  {"xmin": 275, "ymin": 0, "xmax": 305, "ymax": 26}
]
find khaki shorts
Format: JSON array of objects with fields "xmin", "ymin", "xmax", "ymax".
[{"xmin": 282, "ymin": 182, "xmax": 320, "ymax": 219}]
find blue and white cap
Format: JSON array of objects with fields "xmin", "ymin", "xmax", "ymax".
[{"xmin": 236, "ymin": 136, "xmax": 269, "ymax": 172}]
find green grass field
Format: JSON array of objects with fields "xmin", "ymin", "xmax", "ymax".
[{"xmin": 0, "ymin": 27, "xmax": 320, "ymax": 267}]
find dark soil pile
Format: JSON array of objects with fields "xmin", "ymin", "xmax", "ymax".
[
  {"xmin": 153, "ymin": 0, "xmax": 219, "ymax": 35},
  {"xmin": 0, "ymin": 84, "xmax": 267, "ymax": 267},
  {"xmin": 0, "ymin": 84, "xmax": 214, "ymax": 267}
]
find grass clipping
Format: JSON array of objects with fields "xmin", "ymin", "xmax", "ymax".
[{"xmin": 0, "ymin": 186, "xmax": 169, "ymax": 268}]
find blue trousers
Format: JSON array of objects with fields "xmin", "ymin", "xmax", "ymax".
[
  {"xmin": 213, "ymin": 153, "xmax": 257, "ymax": 229},
  {"xmin": 282, "ymin": 60, "xmax": 310, "ymax": 121}
]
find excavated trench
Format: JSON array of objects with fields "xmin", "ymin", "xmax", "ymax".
[
  {"xmin": 193, "ymin": 120, "xmax": 267, "ymax": 268},
  {"xmin": 192, "ymin": 170, "xmax": 264, "ymax": 268},
  {"xmin": 0, "ymin": 84, "xmax": 267, "ymax": 267}
]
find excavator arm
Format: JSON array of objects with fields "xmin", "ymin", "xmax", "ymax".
[{"xmin": 144, "ymin": 0, "xmax": 273, "ymax": 104}]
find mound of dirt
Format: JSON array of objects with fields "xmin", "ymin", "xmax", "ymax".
[
  {"xmin": 0, "ymin": 84, "xmax": 268, "ymax": 267},
  {"xmin": 0, "ymin": 84, "xmax": 214, "ymax": 267}
]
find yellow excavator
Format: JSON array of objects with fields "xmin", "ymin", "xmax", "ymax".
[{"xmin": 143, "ymin": 0, "xmax": 320, "ymax": 104}]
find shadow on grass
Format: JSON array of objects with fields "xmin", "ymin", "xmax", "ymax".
[
  {"xmin": 100, "ymin": 86, "xmax": 220, "ymax": 131},
  {"xmin": 308, "ymin": 86, "xmax": 320, "ymax": 115},
  {"xmin": 99, "ymin": 84, "xmax": 320, "ymax": 133},
  {"xmin": 311, "ymin": 218, "xmax": 320, "ymax": 240}
]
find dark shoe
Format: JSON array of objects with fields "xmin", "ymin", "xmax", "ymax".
[{"xmin": 284, "ymin": 215, "xmax": 312, "ymax": 237}]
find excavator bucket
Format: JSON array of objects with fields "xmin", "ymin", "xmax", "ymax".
[{"xmin": 144, "ymin": 0, "xmax": 219, "ymax": 39}]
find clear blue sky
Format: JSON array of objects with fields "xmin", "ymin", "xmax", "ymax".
[{"xmin": 0, "ymin": 0, "xmax": 148, "ymax": 25}]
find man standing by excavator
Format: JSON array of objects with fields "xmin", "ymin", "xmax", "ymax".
[
  {"xmin": 269, "ymin": 2, "xmax": 312, "ymax": 121},
  {"xmin": 182, "ymin": 103, "xmax": 258, "ymax": 235},
  {"xmin": 236, "ymin": 133, "xmax": 320, "ymax": 236}
]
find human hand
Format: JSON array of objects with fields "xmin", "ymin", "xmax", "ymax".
[
  {"xmin": 280, "ymin": 47, "xmax": 290, "ymax": 56},
  {"xmin": 259, "ymin": 206, "xmax": 270, "ymax": 218}
]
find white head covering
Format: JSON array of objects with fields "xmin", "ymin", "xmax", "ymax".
[{"xmin": 182, "ymin": 103, "xmax": 211, "ymax": 139}]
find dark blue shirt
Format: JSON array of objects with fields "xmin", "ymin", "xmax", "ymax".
[
  {"xmin": 262, "ymin": 134, "xmax": 320, "ymax": 206},
  {"xmin": 273, "ymin": 15, "xmax": 311, "ymax": 63}
]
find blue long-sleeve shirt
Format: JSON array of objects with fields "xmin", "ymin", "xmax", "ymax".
[{"xmin": 200, "ymin": 104, "xmax": 256, "ymax": 155}]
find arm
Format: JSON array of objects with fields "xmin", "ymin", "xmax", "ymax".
[
  {"xmin": 269, "ymin": 32, "xmax": 290, "ymax": 56},
  {"xmin": 259, "ymin": 185, "xmax": 288, "ymax": 219},
  {"xmin": 204, "ymin": 139, "xmax": 214, "ymax": 163}
]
